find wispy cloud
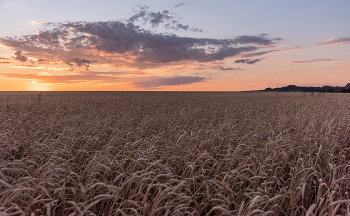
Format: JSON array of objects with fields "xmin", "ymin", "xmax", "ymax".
[
  {"xmin": 283, "ymin": 59, "xmax": 336, "ymax": 64},
  {"xmin": 174, "ymin": 0, "xmax": 196, "ymax": 8},
  {"xmin": 132, "ymin": 75, "xmax": 205, "ymax": 89},
  {"xmin": 216, "ymin": 66, "xmax": 242, "ymax": 70},
  {"xmin": 241, "ymin": 50, "xmax": 275, "ymax": 58},
  {"xmin": 128, "ymin": 5, "xmax": 202, "ymax": 32},
  {"xmin": 233, "ymin": 34, "xmax": 278, "ymax": 46},
  {"xmin": 241, "ymin": 46, "xmax": 306, "ymax": 58},
  {"xmin": 235, "ymin": 58, "xmax": 261, "ymax": 64},
  {"xmin": 174, "ymin": 2, "xmax": 186, "ymax": 7},
  {"xmin": 210, "ymin": 65, "xmax": 242, "ymax": 70},
  {"xmin": 28, "ymin": 21, "xmax": 54, "ymax": 26},
  {"xmin": 0, "ymin": 72, "xmax": 122, "ymax": 84},
  {"xmin": 0, "ymin": 72, "xmax": 204, "ymax": 89},
  {"xmin": 5, "ymin": 65, "xmax": 69, "ymax": 71},
  {"xmin": 334, "ymin": 61, "xmax": 350, "ymax": 66},
  {"xmin": 246, "ymin": 59, "xmax": 261, "ymax": 64},
  {"xmin": 318, "ymin": 37, "xmax": 350, "ymax": 46}
]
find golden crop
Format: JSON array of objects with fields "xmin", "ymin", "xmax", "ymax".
[{"xmin": 0, "ymin": 91, "xmax": 349, "ymax": 215}]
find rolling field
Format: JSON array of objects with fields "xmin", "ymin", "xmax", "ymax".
[{"xmin": 1, "ymin": 91, "xmax": 350, "ymax": 215}]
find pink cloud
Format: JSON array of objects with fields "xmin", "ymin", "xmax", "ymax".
[{"xmin": 318, "ymin": 37, "xmax": 350, "ymax": 46}]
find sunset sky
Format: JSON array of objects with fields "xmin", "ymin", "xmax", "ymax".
[{"xmin": 0, "ymin": 0, "xmax": 349, "ymax": 91}]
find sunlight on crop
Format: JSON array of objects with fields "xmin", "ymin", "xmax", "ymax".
[{"xmin": 1, "ymin": 92, "xmax": 350, "ymax": 215}]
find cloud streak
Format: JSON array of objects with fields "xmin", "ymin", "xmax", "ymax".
[
  {"xmin": 132, "ymin": 75, "xmax": 205, "ymax": 89},
  {"xmin": 283, "ymin": 59, "xmax": 336, "ymax": 64},
  {"xmin": 246, "ymin": 59, "xmax": 261, "ymax": 64},
  {"xmin": 0, "ymin": 72, "xmax": 204, "ymax": 89},
  {"xmin": 318, "ymin": 37, "xmax": 350, "ymax": 45},
  {"xmin": 216, "ymin": 66, "xmax": 242, "ymax": 70},
  {"xmin": 233, "ymin": 35, "xmax": 277, "ymax": 45},
  {"xmin": 241, "ymin": 50, "xmax": 275, "ymax": 58},
  {"xmin": 0, "ymin": 72, "xmax": 122, "ymax": 84},
  {"xmin": 235, "ymin": 58, "xmax": 261, "ymax": 64},
  {"xmin": 240, "ymin": 46, "xmax": 306, "ymax": 58},
  {"xmin": 174, "ymin": 2, "xmax": 186, "ymax": 7}
]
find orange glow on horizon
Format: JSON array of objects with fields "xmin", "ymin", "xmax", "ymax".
[{"xmin": 28, "ymin": 82, "xmax": 52, "ymax": 91}]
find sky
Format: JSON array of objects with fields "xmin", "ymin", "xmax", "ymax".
[{"xmin": 0, "ymin": 0, "xmax": 349, "ymax": 91}]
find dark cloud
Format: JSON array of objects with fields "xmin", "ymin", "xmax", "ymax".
[
  {"xmin": 233, "ymin": 35, "xmax": 276, "ymax": 45},
  {"xmin": 235, "ymin": 59, "xmax": 249, "ymax": 63},
  {"xmin": 37, "ymin": 59, "xmax": 48, "ymax": 63},
  {"xmin": 65, "ymin": 58, "xmax": 95, "ymax": 67},
  {"xmin": 190, "ymin": 28, "xmax": 203, "ymax": 33},
  {"xmin": 149, "ymin": 11, "xmax": 172, "ymax": 26},
  {"xmin": 235, "ymin": 58, "xmax": 261, "ymax": 64},
  {"xmin": 133, "ymin": 75, "xmax": 205, "ymax": 89},
  {"xmin": 128, "ymin": 6, "xmax": 173, "ymax": 27},
  {"xmin": 174, "ymin": 2, "xmax": 185, "ymax": 7},
  {"xmin": 13, "ymin": 50, "xmax": 28, "ymax": 62},
  {"xmin": 246, "ymin": 59, "xmax": 261, "ymax": 64},
  {"xmin": 174, "ymin": 1, "xmax": 195, "ymax": 8},
  {"xmin": 136, "ymin": 45, "xmax": 257, "ymax": 63},
  {"xmin": 273, "ymin": 38, "xmax": 282, "ymax": 41},
  {"xmin": 128, "ymin": 6, "xmax": 202, "ymax": 32},
  {"xmin": 0, "ymin": 20, "xmax": 279, "ymax": 69},
  {"xmin": 176, "ymin": 23, "xmax": 189, "ymax": 31},
  {"xmin": 285, "ymin": 59, "xmax": 335, "ymax": 64}
]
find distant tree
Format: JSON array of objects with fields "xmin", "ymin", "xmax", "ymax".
[
  {"xmin": 345, "ymin": 83, "xmax": 350, "ymax": 90},
  {"xmin": 263, "ymin": 84, "xmax": 350, "ymax": 93}
]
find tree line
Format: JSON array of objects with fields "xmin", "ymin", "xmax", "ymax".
[{"xmin": 264, "ymin": 84, "xmax": 350, "ymax": 93}]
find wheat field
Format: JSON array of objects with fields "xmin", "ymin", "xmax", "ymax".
[{"xmin": 1, "ymin": 91, "xmax": 350, "ymax": 215}]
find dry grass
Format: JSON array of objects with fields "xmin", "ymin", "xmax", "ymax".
[{"xmin": 1, "ymin": 91, "xmax": 350, "ymax": 215}]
